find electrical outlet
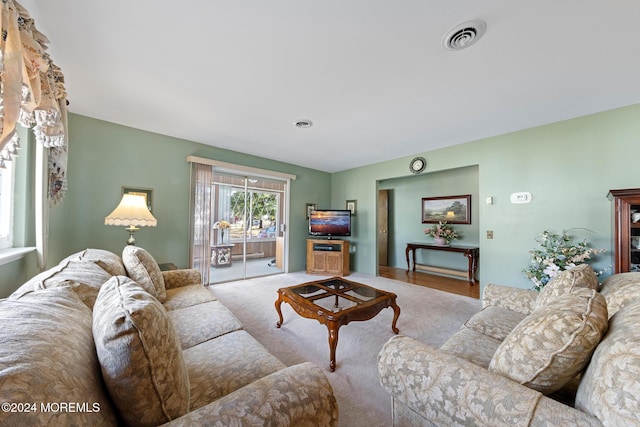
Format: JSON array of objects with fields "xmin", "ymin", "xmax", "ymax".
[{"xmin": 487, "ymin": 230, "xmax": 494, "ymax": 239}]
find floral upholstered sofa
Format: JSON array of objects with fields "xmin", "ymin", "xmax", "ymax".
[
  {"xmin": 378, "ymin": 264, "xmax": 640, "ymax": 426},
  {"xmin": 0, "ymin": 247, "xmax": 338, "ymax": 426}
]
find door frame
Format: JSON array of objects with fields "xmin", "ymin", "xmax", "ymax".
[{"xmin": 187, "ymin": 156, "xmax": 296, "ymax": 277}]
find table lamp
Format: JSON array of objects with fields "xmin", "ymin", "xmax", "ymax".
[{"xmin": 105, "ymin": 194, "xmax": 157, "ymax": 245}]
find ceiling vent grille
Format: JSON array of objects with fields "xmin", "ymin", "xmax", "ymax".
[
  {"xmin": 294, "ymin": 120, "xmax": 313, "ymax": 128},
  {"xmin": 442, "ymin": 20, "xmax": 486, "ymax": 51}
]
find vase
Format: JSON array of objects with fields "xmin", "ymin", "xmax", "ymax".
[
  {"xmin": 434, "ymin": 237, "xmax": 447, "ymax": 246},
  {"xmin": 221, "ymin": 229, "xmax": 225, "ymax": 244}
]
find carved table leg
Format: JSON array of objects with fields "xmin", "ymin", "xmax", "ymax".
[
  {"xmin": 472, "ymin": 249, "xmax": 479, "ymax": 283},
  {"xmin": 275, "ymin": 292, "xmax": 284, "ymax": 328},
  {"xmin": 328, "ymin": 326, "xmax": 339, "ymax": 372},
  {"xmin": 405, "ymin": 246, "xmax": 411, "ymax": 273},
  {"xmin": 464, "ymin": 252, "xmax": 474, "ymax": 285},
  {"xmin": 390, "ymin": 302, "xmax": 401, "ymax": 334}
]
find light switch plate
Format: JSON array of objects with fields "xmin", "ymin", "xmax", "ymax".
[{"xmin": 510, "ymin": 192, "xmax": 532, "ymax": 204}]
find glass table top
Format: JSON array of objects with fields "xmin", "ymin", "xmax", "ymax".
[{"xmin": 288, "ymin": 278, "xmax": 387, "ymax": 312}]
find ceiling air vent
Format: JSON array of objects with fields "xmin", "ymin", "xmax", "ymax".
[
  {"xmin": 294, "ymin": 120, "xmax": 313, "ymax": 128},
  {"xmin": 442, "ymin": 19, "xmax": 486, "ymax": 51}
]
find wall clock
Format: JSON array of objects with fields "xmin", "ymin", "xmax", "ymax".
[{"xmin": 409, "ymin": 157, "xmax": 427, "ymax": 174}]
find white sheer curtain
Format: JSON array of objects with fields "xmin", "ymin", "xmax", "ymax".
[
  {"xmin": 216, "ymin": 183, "xmax": 232, "ymax": 243},
  {"xmin": 189, "ymin": 163, "xmax": 213, "ymax": 285}
]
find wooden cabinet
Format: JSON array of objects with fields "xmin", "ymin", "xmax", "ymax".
[
  {"xmin": 608, "ymin": 189, "xmax": 640, "ymax": 273},
  {"xmin": 306, "ymin": 239, "xmax": 350, "ymax": 276}
]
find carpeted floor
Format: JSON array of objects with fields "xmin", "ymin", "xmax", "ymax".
[{"xmin": 209, "ymin": 272, "xmax": 482, "ymax": 427}]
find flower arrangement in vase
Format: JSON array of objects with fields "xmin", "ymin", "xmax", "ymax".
[
  {"xmin": 523, "ymin": 229, "xmax": 607, "ymax": 291},
  {"xmin": 213, "ymin": 220, "xmax": 231, "ymax": 244},
  {"xmin": 424, "ymin": 221, "xmax": 459, "ymax": 246}
]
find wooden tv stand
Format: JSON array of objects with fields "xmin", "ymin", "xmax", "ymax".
[{"xmin": 306, "ymin": 239, "xmax": 350, "ymax": 276}]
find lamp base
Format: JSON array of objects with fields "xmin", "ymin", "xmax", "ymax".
[{"xmin": 126, "ymin": 226, "xmax": 140, "ymax": 245}]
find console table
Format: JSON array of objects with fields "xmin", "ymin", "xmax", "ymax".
[{"xmin": 405, "ymin": 243, "xmax": 479, "ymax": 283}]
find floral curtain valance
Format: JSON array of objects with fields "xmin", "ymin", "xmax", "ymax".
[{"xmin": 1, "ymin": 0, "xmax": 69, "ymax": 205}]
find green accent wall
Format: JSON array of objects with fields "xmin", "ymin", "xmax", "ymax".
[
  {"xmin": 378, "ymin": 166, "xmax": 479, "ymax": 271},
  {"xmin": 3, "ymin": 103, "xmax": 639, "ymax": 296},
  {"xmin": 0, "ymin": 251, "xmax": 38, "ymax": 297},
  {"xmin": 47, "ymin": 114, "xmax": 331, "ymax": 272},
  {"xmin": 332, "ymin": 103, "xmax": 640, "ymax": 294}
]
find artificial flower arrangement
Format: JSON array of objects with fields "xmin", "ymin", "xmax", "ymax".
[
  {"xmin": 213, "ymin": 220, "xmax": 230, "ymax": 229},
  {"xmin": 213, "ymin": 220, "xmax": 231, "ymax": 243},
  {"xmin": 523, "ymin": 229, "xmax": 607, "ymax": 291},
  {"xmin": 424, "ymin": 221, "xmax": 459, "ymax": 245}
]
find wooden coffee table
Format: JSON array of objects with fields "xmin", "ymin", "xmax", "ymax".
[{"xmin": 275, "ymin": 277, "xmax": 400, "ymax": 371}]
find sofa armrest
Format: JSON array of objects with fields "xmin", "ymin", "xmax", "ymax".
[
  {"xmin": 530, "ymin": 396, "xmax": 603, "ymax": 427},
  {"xmin": 163, "ymin": 362, "xmax": 338, "ymax": 426},
  {"xmin": 378, "ymin": 336, "xmax": 600, "ymax": 427},
  {"xmin": 482, "ymin": 283, "xmax": 538, "ymax": 314},
  {"xmin": 162, "ymin": 269, "xmax": 202, "ymax": 290}
]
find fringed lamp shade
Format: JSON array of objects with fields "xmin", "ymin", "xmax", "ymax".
[{"xmin": 105, "ymin": 194, "xmax": 157, "ymax": 245}]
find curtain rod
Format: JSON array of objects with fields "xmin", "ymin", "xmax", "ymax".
[{"xmin": 186, "ymin": 155, "xmax": 296, "ymax": 181}]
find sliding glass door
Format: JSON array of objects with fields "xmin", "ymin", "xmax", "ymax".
[
  {"xmin": 209, "ymin": 172, "xmax": 286, "ymax": 284},
  {"xmin": 189, "ymin": 157, "xmax": 294, "ymax": 285}
]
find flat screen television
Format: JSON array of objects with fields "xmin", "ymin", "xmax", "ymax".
[{"xmin": 309, "ymin": 209, "xmax": 351, "ymax": 238}]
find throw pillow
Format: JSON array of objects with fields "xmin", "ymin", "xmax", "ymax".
[
  {"xmin": 489, "ymin": 288, "xmax": 608, "ymax": 394},
  {"xmin": 10, "ymin": 259, "xmax": 112, "ymax": 309},
  {"xmin": 122, "ymin": 245, "xmax": 166, "ymax": 302},
  {"xmin": 533, "ymin": 263, "xmax": 598, "ymax": 311},
  {"xmin": 463, "ymin": 305, "xmax": 527, "ymax": 342},
  {"xmin": 61, "ymin": 248, "xmax": 127, "ymax": 276},
  {"xmin": 93, "ymin": 276, "xmax": 190, "ymax": 427},
  {"xmin": 575, "ymin": 299, "xmax": 640, "ymax": 426},
  {"xmin": 0, "ymin": 287, "xmax": 118, "ymax": 426},
  {"xmin": 598, "ymin": 272, "xmax": 640, "ymax": 318}
]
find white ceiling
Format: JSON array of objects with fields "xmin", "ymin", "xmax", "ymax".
[{"xmin": 23, "ymin": 1, "xmax": 640, "ymax": 172}]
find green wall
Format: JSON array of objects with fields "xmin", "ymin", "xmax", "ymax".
[
  {"xmin": 332, "ymin": 103, "xmax": 640, "ymax": 294},
  {"xmin": 378, "ymin": 166, "xmax": 479, "ymax": 271},
  {"xmin": 47, "ymin": 114, "xmax": 331, "ymax": 272},
  {"xmin": 3, "ymin": 104, "xmax": 639, "ymax": 296},
  {"xmin": 0, "ymin": 252, "xmax": 38, "ymax": 297}
]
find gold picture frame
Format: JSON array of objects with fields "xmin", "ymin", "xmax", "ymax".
[
  {"xmin": 122, "ymin": 186, "xmax": 153, "ymax": 212},
  {"xmin": 305, "ymin": 203, "xmax": 317, "ymax": 219},
  {"xmin": 346, "ymin": 200, "xmax": 357, "ymax": 216},
  {"xmin": 421, "ymin": 194, "xmax": 470, "ymax": 224}
]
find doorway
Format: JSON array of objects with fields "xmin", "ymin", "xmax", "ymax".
[
  {"xmin": 378, "ymin": 189, "xmax": 390, "ymax": 269},
  {"xmin": 209, "ymin": 172, "xmax": 286, "ymax": 284},
  {"xmin": 188, "ymin": 157, "xmax": 294, "ymax": 286}
]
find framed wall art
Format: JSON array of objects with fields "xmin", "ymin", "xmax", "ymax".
[
  {"xmin": 422, "ymin": 194, "xmax": 471, "ymax": 224},
  {"xmin": 346, "ymin": 200, "xmax": 357, "ymax": 216},
  {"xmin": 123, "ymin": 186, "xmax": 154, "ymax": 212},
  {"xmin": 305, "ymin": 203, "xmax": 317, "ymax": 219}
]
